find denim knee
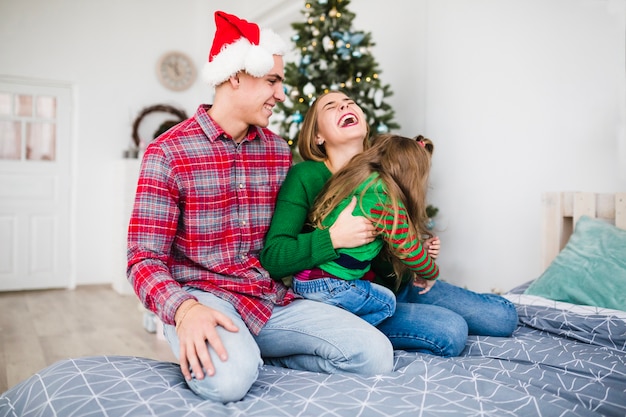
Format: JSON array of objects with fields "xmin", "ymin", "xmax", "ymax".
[
  {"xmin": 349, "ymin": 329, "xmax": 394, "ymax": 374},
  {"xmin": 473, "ymin": 295, "xmax": 519, "ymax": 337},
  {"xmin": 162, "ymin": 294, "xmax": 263, "ymax": 403},
  {"xmin": 408, "ymin": 312, "xmax": 467, "ymax": 357},
  {"xmin": 378, "ymin": 303, "xmax": 468, "ymax": 357},
  {"xmin": 186, "ymin": 358, "xmax": 260, "ymax": 403},
  {"xmin": 181, "ymin": 325, "xmax": 263, "ymax": 402},
  {"xmin": 438, "ymin": 315, "xmax": 468, "ymax": 357}
]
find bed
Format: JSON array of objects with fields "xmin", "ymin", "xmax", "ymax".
[{"xmin": 1, "ymin": 191, "xmax": 625, "ymax": 417}]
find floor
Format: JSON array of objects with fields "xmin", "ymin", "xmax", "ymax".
[{"xmin": 0, "ymin": 285, "xmax": 177, "ymax": 393}]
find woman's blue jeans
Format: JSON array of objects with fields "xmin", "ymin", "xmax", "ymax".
[
  {"xmin": 292, "ymin": 277, "xmax": 396, "ymax": 326},
  {"xmin": 377, "ymin": 280, "xmax": 519, "ymax": 357}
]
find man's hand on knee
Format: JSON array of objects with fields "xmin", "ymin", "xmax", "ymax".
[{"xmin": 175, "ymin": 301, "xmax": 239, "ymax": 381}]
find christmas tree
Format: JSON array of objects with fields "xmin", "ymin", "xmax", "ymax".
[{"xmin": 276, "ymin": 0, "xmax": 399, "ymax": 152}]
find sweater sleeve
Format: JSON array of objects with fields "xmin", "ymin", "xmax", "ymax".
[
  {"xmin": 260, "ymin": 163, "xmax": 338, "ymax": 279},
  {"xmin": 366, "ymin": 187, "xmax": 439, "ymax": 281}
]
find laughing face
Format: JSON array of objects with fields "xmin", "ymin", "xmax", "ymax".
[
  {"xmin": 236, "ymin": 55, "xmax": 286, "ymax": 128},
  {"xmin": 315, "ymin": 92, "xmax": 368, "ymax": 147}
]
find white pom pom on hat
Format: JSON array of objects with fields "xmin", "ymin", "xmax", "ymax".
[{"xmin": 203, "ymin": 11, "xmax": 287, "ymax": 87}]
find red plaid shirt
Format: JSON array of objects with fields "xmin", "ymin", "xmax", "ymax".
[{"xmin": 127, "ymin": 105, "xmax": 295, "ymax": 334}]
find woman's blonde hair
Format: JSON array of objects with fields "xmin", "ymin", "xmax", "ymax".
[
  {"xmin": 310, "ymin": 134, "xmax": 434, "ymax": 286},
  {"xmin": 297, "ymin": 91, "xmax": 371, "ymax": 161}
]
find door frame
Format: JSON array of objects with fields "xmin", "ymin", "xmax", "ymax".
[{"xmin": 0, "ymin": 75, "xmax": 77, "ymax": 291}]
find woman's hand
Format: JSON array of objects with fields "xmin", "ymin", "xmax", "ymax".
[{"xmin": 329, "ymin": 196, "xmax": 376, "ymax": 249}]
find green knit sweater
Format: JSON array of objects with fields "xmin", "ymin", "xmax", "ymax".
[
  {"xmin": 260, "ymin": 160, "xmax": 438, "ymax": 282},
  {"xmin": 261, "ymin": 161, "xmax": 335, "ymax": 279}
]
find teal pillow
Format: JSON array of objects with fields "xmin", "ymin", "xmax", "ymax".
[{"xmin": 525, "ymin": 215, "xmax": 626, "ymax": 311}]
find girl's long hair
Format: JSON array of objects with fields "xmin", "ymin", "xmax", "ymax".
[{"xmin": 310, "ymin": 134, "xmax": 434, "ymax": 286}]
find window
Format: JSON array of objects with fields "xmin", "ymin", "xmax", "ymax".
[{"xmin": 0, "ymin": 92, "xmax": 56, "ymax": 161}]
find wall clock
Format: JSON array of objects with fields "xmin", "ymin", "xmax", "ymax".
[{"xmin": 156, "ymin": 51, "xmax": 197, "ymax": 91}]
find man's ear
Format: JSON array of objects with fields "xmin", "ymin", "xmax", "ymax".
[{"xmin": 228, "ymin": 73, "xmax": 241, "ymax": 88}]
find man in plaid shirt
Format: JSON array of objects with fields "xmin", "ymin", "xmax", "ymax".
[{"xmin": 127, "ymin": 11, "xmax": 393, "ymax": 403}]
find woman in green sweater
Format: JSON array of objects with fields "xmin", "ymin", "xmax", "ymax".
[
  {"xmin": 261, "ymin": 91, "xmax": 518, "ymax": 357},
  {"xmin": 291, "ymin": 134, "xmax": 439, "ymax": 326}
]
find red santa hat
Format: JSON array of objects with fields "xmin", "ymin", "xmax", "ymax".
[{"xmin": 203, "ymin": 11, "xmax": 287, "ymax": 87}]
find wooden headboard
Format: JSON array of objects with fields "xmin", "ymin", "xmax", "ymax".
[{"xmin": 541, "ymin": 192, "xmax": 626, "ymax": 269}]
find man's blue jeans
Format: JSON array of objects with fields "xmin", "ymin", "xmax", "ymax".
[
  {"xmin": 163, "ymin": 287, "xmax": 393, "ymax": 403},
  {"xmin": 292, "ymin": 277, "xmax": 396, "ymax": 326}
]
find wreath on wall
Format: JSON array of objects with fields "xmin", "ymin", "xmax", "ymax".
[{"xmin": 131, "ymin": 104, "xmax": 188, "ymax": 149}]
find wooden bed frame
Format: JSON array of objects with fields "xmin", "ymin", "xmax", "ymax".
[{"xmin": 541, "ymin": 191, "xmax": 626, "ymax": 269}]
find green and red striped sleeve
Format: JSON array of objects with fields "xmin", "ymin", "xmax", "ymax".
[{"xmin": 370, "ymin": 202, "xmax": 439, "ymax": 280}]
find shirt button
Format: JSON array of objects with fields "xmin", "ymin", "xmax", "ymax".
[
  {"xmin": 238, "ymin": 183, "xmax": 244, "ymax": 188},
  {"xmin": 241, "ymin": 220, "xmax": 246, "ymax": 226}
]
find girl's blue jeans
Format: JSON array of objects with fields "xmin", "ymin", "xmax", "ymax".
[{"xmin": 292, "ymin": 277, "xmax": 396, "ymax": 326}]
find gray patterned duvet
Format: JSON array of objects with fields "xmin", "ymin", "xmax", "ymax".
[{"xmin": 1, "ymin": 290, "xmax": 625, "ymax": 417}]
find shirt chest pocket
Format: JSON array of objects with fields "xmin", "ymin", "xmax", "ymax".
[{"xmin": 181, "ymin": 173, "xmax": 231, "ymax": 239}]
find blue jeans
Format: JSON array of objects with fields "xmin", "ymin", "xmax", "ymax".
[
  {"xmin": 292, "ymin": 277, "xmax": 396, "ymax": 326},
  {"xmin": 377, "ymin": 280, "xmax": 519, "ymax": 357},
  {"xmin": 163, "ymin": 287, "xmax": 393, "ymax": 403}
]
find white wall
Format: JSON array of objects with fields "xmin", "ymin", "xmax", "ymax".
[
  {"xmin": 431, "ymin": 0, "xmax": 626, "ymax": 291},
  {"xmin": 354, "ymin": 0, "xmax": 626, "ymax": 291},
  {"xmin": 0, "ymin": 0, "xmax": 212, "ymax": 288},
  {"xmin": 0, "ymin": 0, "xmax": 624, "ymax": 293}
]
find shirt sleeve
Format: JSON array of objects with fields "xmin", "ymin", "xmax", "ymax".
[
  {"xmin": 126, "ymin": 145, "xmax": 195, "ymax": 325},
  {"xmin": 260, "ymin": 164, "xmax": 338, "ymax": 279},
  {"xmin": 365, "ymin": 188, "xmax": 439, "ymax": 281}
]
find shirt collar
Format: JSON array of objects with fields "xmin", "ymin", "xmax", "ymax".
[{"xmin": 195, "ymin": 104, "xmax": 268, "ymax": 144}]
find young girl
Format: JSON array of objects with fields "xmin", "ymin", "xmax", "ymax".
[{"xmin": 291, "ymin": 134, "xmax": 438, "ymax": 325}]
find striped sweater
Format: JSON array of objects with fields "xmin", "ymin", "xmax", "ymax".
[{"xmin": 316, "ymin": 173, "xmax": 439, "ymax": 281}]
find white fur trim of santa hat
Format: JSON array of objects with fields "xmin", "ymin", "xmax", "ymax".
[{"xmin": 203, "ymin": 11, "xmax": 287, "ymax": 87}]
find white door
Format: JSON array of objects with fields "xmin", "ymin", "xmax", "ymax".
[{"xmin": 0, "ymin": 78, "xmax": 73, "ymax": 291}]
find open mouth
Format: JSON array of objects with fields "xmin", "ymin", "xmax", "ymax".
[
  {"xmin": 339, "ymin": 113, "xmax": 358, "ymax": 127},
  {"xmin": 263, "ymin": 104, "xmax": 274, "ymax": 116}
]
